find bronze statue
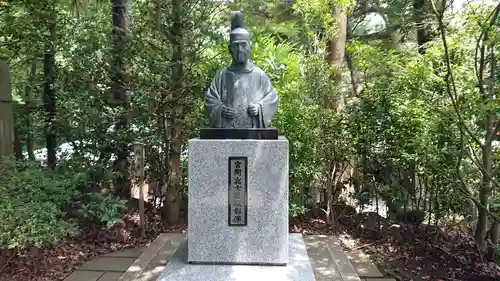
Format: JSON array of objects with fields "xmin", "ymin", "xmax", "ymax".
[{"xmin": 204, "ymin": 11, "xmax": 278, "ymax": 129}]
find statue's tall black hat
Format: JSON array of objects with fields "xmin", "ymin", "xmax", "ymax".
[{"xmin": 230, "ymin": 11, "xmax": 250, "ymax": 42}]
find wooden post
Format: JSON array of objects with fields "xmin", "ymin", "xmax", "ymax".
[
  {"xmin": 0, "ymin": 61, "xmax": 14, "ymax": 159},
  {"xmin": 133, "ymin": 142, "xmax": 146, "ymax": 238}
]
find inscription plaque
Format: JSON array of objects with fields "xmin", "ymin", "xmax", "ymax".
[{"xmin": 228, "ymin": 157, "xmax": 248, "ymax": 226}]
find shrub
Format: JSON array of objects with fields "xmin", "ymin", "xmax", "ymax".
[
  {"xmin": 78, "ymin": 192, "xmax": 127, "ymax": 228},
  {"xmin": 0, "ymin": 159, "xmax": 81, "ymax": 249},
  {"xmin": 0, "ymin": 159, "xmax": 127, "ymax": 250}
]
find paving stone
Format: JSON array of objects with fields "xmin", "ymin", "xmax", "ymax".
[
  {"xmin": 64, "ymin": 270, "xmax": 103, "ymax": 281},
  {"xmin": 78, "ymin": 257, "xmax": 137, "ymax": 272},
  {"xmin": 320, "ymin": 236, "xmax": 362, "ymax": 281},
  {"xmin": 346, "ymin": 250, "xmax": 372, "ymax": 263},
  {"xmin": 98, "ymin": 272, "xmax": 123, "ymax": 281},
  {"xmin": 150, "ymin": 235, "xmax": 184, "ymax": 265},
  {"xmin": 119, "ymin": 233, "xmax": 184, "ymax": 281},
  {"xmin": 103, "ymin": 248, "xmax": 145, "ymax": 258},
  {"xmin": 134, "ymin": 263, "xmax": 165, "ymax": 281},
  {"xmin": 345, "ymin": 250, "xmax": 384, "ymax": 278},
  {"xmin": 303, "ymin": 235, "xmax": 343, "ymax": 281}
]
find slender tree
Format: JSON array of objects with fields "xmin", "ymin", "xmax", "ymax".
[
  {"xmin": 42, "ymin": 1, "xmax": 58, "ymax": 169},
  {"xmin": 111, "ymin": 0, "xmax": 131, "ymax": 197}
]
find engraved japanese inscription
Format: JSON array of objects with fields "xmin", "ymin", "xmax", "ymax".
[{"xmin": 228, "ymin": 157, "xmax": 248, "ymax": 226}]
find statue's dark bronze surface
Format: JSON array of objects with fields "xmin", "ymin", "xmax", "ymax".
[
  {"xmin": 199, "ymin": 128, "xmax": 278, "ymax": 140},
  {"xmin": 204, "ymin": 11, "xmax": 279, "ymax": 131}
]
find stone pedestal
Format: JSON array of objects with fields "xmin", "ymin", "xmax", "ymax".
[
  {"xmin": 187, "ymin": 137, "xmax": 289, "ymax": 265},
  {"xmin": 158, "ymin": 234, "xmax": 316, "ymax": 281}
]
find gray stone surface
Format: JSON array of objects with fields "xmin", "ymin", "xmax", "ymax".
[
  {"xmin": 188, "ymin": 137, "xmax": 289, "ymax": 265},
  {"xmin": 344, "ymin": 250, "xmax": 383, "ymax": 278},
  {"xmin": 158, "ymin": 234, "xmax": 315, "ymax": 281},
  {"xmin": 103, "ymin": 248, "xmax": 144, "ymax": 258},
  {"xmin": 98, "ymin": 272, "xmax": 122, "ymax": 281},
  {"xmin": 116, "ymin": 234, "xmax": 363, "ymax": 281},
  {"xmin": 150, "ymin": 234, "xmax": 185, "ymax": 265},
  {"xmin": 304, "ymin": 236, "xmax": 342, "ymax": 281},
  {"xmin": 78, "ymin": 257, "xmax": 137, "ymax": 271},
  {"xmin": 119, "ymin": 233, "xmax": 184, "ymax": 281},
  {"xmin": 64, "ymin": 271, "xmax": 104, "ymax": 281},
  {"xmin": 304, "ymin": 236, "xmax": 361, "ymax": 281}
]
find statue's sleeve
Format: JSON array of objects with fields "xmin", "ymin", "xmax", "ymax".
[
  {"xmin": 204, "ymin": 69, "xmax": 225, "ymax": 128},
  {"xmin": 256, "ymin": 72, "xmax": 278, "ymax": 128}
]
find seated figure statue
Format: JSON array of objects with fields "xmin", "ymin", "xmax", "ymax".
[{"xmin": 204, "ymin": 11, "xmax": 278, "ymax": 129}]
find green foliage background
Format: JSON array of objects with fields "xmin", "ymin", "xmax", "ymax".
[{"xmin": 0, "ymin": 0, "xmax": 498, "ymax": 257}]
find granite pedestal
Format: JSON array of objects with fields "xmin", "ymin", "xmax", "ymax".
[
  {"xmin": 187, "ymin": 137, "xmax": 289, "ymax": 265},
  {"xmin": 157, "ymin": 234, "xmax": 316, "ymax": 281}
]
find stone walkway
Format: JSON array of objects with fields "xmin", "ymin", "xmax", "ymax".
[
  {"xmin": 345, "ymin": 250, "xmax": 393, "ymax": 281},
  {"xmin": 64, "ymin": 247, "xmax": 146, "ymax": 281},
  {"xmin": 64, "ymin": 234, "xmax": 395, "ymax": 281}
]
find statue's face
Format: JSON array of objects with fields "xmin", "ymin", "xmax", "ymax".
[{"xmin": 229, "ymin": 40, "xmax": 251, "ymax": 64}]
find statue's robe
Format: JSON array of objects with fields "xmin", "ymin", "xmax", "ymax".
[{"xmin": 205, "ymin": 62, "xmax": 278, "ymax": 128}]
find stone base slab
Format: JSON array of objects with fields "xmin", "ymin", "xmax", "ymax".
[
  {"xmin": 112, "ymin": 234, "xmax": 363, "ymax": 281},
  {"xmin": 157, "ymin": 234, "xmax": 315, "ymax": 281}
]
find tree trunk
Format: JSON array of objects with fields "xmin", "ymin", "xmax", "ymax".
[
  {"xmin": 25, "ymin": 58, "xmax": 37, "ymax": 160},
  {"xmin": 111, "ymin": 0, "xmax": 130, "ymax": 197},
  {"xmin": 13, "ymin": 122, "xmax": 23, "ymax": 160},
  {"xmin": 325, "ymin": 6, "xmax": 347, "ymax": 109},
  {"xmin": 346, "ymin": 17, "xmax": 362, "ymax": 97},
  {"xmin": 43, "ymin": 8, "xmax": 57, "ymax": 169},
  {"xmin": 324, "ymin": 5, "xmax": 349, "ymax": 220},
  {"xmin": 133, "ymin": 143, "xmax": 146, "ymax": 238},
  {"xmin": 166, "ymin": 138, "xmax": 182, "ymax": 225},
  {"xmin": 164, "ymin": 0, "xmax": 185, "ymax": 225},
  {"xmin": 487, "ymin": 221, "xmax": 499, "ymax": 260},
  {"xmin": 0, "ymin": 61, "xmax": 14, "ymax": 159},
  {"xmin": 474, "ymin": 20, "xmax": 497, "ymax": 252},
  {"xmin": 413, "ymin": 0, "xmax": 433, "ymax": 54},
  {"xmin": 345, "ymin": 52, "xmax": 362, "ymax": 96},
  {"xmin": 325, "ymin": 163, "xmax": 335, "ymax": 225},
  {"xmin": 475, "ymin": 119, "xmax": 494, "ymax": 251}
]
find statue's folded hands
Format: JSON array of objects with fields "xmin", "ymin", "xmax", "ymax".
[
  {"xmin": 247, "ymin": 103, "xmax": 259, "ymax": 116},
  {"xmin": 221, "ymin": 105, "xmax": 235, "ymax": 118}
]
